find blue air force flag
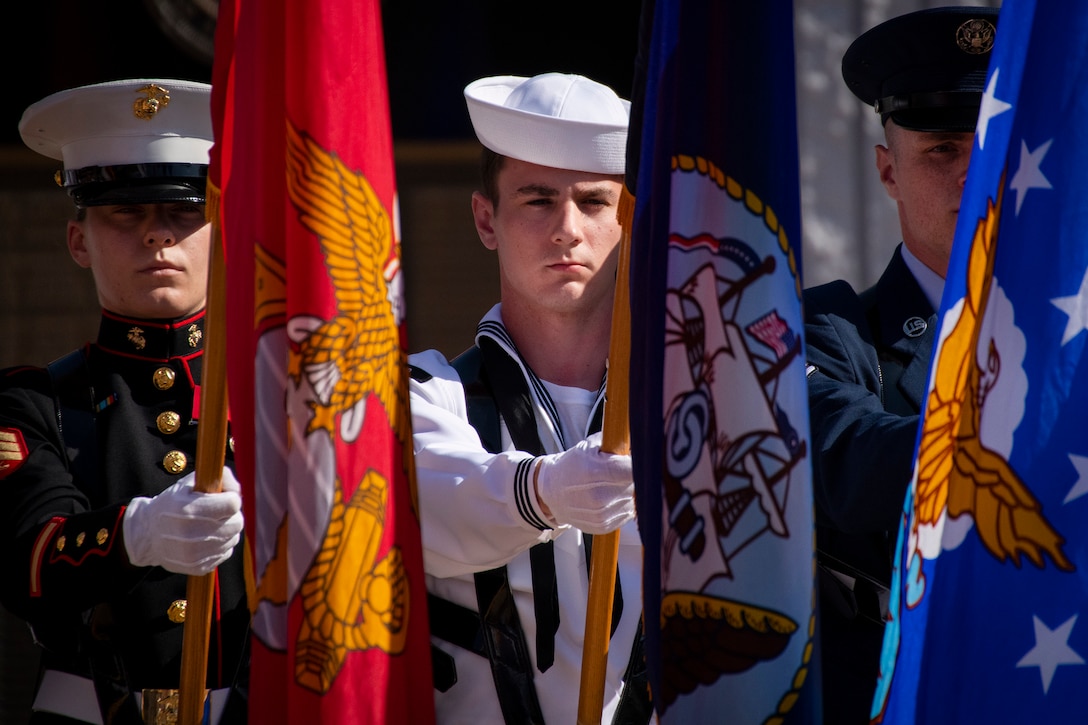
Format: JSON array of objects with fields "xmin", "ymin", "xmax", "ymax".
[
  {"xmin": 627, "ymin": 1, "xmax": 819, "ymax": 721},
  {"xmin": 874, "ymin": 1, "xmax": 1088, "ymax": 722}
]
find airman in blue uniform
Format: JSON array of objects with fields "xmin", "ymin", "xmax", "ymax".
[{"xmin": 804, "ymin": 7, "xmax": 1000, "ymax": 723}]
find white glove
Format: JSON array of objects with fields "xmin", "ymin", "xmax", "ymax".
[
  {"xmin": 534, "ymin": 432, "xmax": 635, "ymax": 534},
  {"xmin": 123, "ymin": 468, "xmax": 244, "ymax": 576}
]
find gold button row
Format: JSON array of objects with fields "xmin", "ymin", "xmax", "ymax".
[{"xmin": 55, "ymin": 527, "xmax": 109, "ymax": 552}]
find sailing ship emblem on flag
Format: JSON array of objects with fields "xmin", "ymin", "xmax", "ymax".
[
  {"xmin": 747, "ymin": 311, "xmax": 796, "ymax": 361},
  {"xmin": 656, "ymin": 157, "xmax": 813, "ymax": 716}
]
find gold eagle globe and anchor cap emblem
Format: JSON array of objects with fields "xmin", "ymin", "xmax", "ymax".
[
  {"xmin": 18, "ymin": 78, "xmax": 213, "ymax": 207},
  {"xmin": 133, "ymin": 84, "xmax": 171, "ymax": 120}
]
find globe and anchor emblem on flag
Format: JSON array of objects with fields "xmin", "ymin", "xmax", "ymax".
[
  {"xmin": 206, "ymin": 0, "xmax": 432, "ymax": 720},
  {"xmin": 244, "ymin": 119, "xmax": 414, "ymax": 694}
]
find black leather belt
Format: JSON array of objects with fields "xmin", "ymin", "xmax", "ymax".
[{"xmin": 817, "ymin": 552, "xmax": 890, "ymax": 626}]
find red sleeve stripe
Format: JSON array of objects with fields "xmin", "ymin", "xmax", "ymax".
[{"xmin": 30, "ymin": 518, "xmax": 65, "ymax": 598}]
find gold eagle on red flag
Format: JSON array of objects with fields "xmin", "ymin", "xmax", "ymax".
[
  {"xmin": 284, "ymin": 120, "xmax": 408, "ymax": 447},
  {"xmin": 244, "ymin": 121, "xmax": 414, "ymax": 694}
]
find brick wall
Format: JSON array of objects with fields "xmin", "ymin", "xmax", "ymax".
[{"xmin": 0, "ymin": 148, "xmax": 100, "ymax": 370}]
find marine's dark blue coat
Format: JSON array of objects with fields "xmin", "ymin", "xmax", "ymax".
[{"xmin": 0, "ymin": 311, "xmax": 247, "ymax": 721}]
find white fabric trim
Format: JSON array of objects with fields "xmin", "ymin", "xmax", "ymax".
[
  {"xmin": 33, "ymin": 669, "xmax": 231, "ymax": 725},
  {"xmin": 900, "ymin": 242, "xmax": 946, "ymax": 312},
  {"xmin": 33, "ymin": 669, "xmax": 103, "ymax": 725},
  {"xmin": 19, "ymin": 78, "xmax": 212, "ymax": 168}
]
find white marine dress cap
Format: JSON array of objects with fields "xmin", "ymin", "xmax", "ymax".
[
  {"xmin": 19, "ymin": 78, "xmax": 213, "ymax": 207},
  {"xmin": 464, "ymin": 72, "xmax": 630, "ymax": 175}
]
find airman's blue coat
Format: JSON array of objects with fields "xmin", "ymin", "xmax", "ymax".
[{"xmin": 804, "ymin": 245, "xmax": 936, "ymax": 724}]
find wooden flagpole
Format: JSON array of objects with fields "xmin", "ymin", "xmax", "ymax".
[
  {"xmin": 177, "ymin": 213, "xmax": 231, "ymax": 725},
  {"xmin": 577, "ymin": 187, "xmax": 635, "ymax": 724}
]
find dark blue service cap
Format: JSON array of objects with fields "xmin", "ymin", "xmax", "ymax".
[{"xmin": 842, "ymin": 6, "xmax": 999, "ymax": 132}]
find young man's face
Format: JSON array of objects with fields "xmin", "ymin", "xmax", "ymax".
[
  {"xmin": 67, "ymin": 202, "xmax": 211, "ymax": 319},
  {"xmin": 876, "ymin": 122, "xmax": 975, "ymax": 277},
  {"xmin": 471, "ymin": 158, "xmax": 624, "ymax": 320}
]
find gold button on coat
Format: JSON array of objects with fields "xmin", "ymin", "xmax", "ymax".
[
  {"xmin": 163, "ymin": 450, "xmax": 188, "ymax": 474},
  {"xmin": 167, "ymin": 599, "xmax": 187, "ymax": 624},
  {"xmin": 152, "ymin": 366, "xmax": 176, "ymax": 390},
  {"xmin": 156, "ymin": 411, "xmax": 182, "ymax": 435}
]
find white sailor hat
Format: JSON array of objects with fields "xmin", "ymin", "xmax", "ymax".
[
  {"xmin": 19, "ymin": 78, "xmax": 213, "ymax": 207},
  {"xmin": 464, "ymin": 73, "xmax": 630, "ymax": 175}
]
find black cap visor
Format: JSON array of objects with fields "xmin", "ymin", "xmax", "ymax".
[
  {"xmin": 885, "ymin": 106, "xmax": 980, "ymax": 133},
  {"xmin": 71, "ymin": 179, "xmax": 207, "ymax": 207},
  {"xmin": 877, "ymin": 90, "xmax": 982, "ymax": 132},
  {"xmin": 60, "ymin": 162, "xmax": 208, "ymax": 207}
]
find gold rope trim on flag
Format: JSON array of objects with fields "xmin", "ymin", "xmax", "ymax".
[
  {"xmin": 764, "ymin": 552, "xmax": 819, "ymax": 724},
  {"xmin": 672, "ymin": 154, "xmax": 802, "ymax": 299},
  {"xmin": 765, "ymin": 596, "xmax": 818, "ymax": 725},
  {"xmin": 661, "ymin": 591, "xmax": 797, "ymax": 635},
  {"xmin": 660, "ymin": 590, "xmax": 815, "ymax": 722},
  {"xmin": 757, "ymin": 605, "xmax": 818, "ymax": 722}
]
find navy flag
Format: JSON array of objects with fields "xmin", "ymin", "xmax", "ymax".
[
  {"xmin": 875, "ymin": 1, "xmax": 1088, "ymax": 721},
  {"xmin": 627, "ymin": 1, "xmax": 819, "ymax": 721}
]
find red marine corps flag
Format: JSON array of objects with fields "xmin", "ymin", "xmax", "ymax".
[{"xmin": 204, "ymin": 0, "xmax": 434, "ymax": 722}]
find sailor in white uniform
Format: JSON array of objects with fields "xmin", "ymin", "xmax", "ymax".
[{"xmin": 409, "ymin": 73, "xmax": 650, "ymax": 725}]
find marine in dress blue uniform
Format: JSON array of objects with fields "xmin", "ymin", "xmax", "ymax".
[
  {"xmin": 803, "ymin": 7, "xmax": 999, "ymax": 724},
  {"xmin": 0, "ymin": 79, "xmax": 248, "ymax": 725}
]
